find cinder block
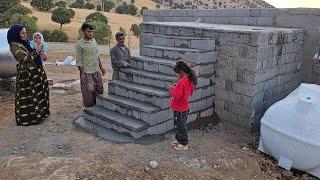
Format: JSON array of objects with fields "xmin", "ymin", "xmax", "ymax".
[
  {"xmin": 155, "ymin": 50, "xmax": 163, "ymax": 58},
  {"xmin": 164, "ymin": 50, "xmax": 180, "ymax": 59},
  {"xmin": 153, "ymin": 36, "xmax": 166, "ymax": 46},
  {"xmin": 257, "ymin": 17, "xmax": 274, "ymax": 26},
  {"xmin": 250, "ymin": 9, "xmax": 262, "ymax": 17},
  {"xmin": 175, "ymin": 39, "xmax": 190, "ymax": 48},
  {"xmin": 190, "ymin": 98, "xmax": 207, "ymax": 113},
  {"xmin": 147, "ymin": 121, "xmax": 167, "ymax": 135},
  {"xmin": 200, "ymin": 108, "xmax": 214, "ymax": 118},
  {"xmin": 141, "ymin": 47, "xmax": 156, "ymax": 57},
  {"xmin": 159, "ymin": 65, "xmax": 173, "ymax": 75},
  {"xmin": 190, "ymin": 88, "xmax": 202, "ymax": 101},
  {"xmin": 187, "ymin": 113, "xmax": 198, "ymax": 124},
  {"xmin": 102, "ymin": 100, "xmax": 117, "ymax": 111},
  {"xmin": 143, "ymin": 62, "xmax": 159, "ymax": 72},
  {"xmin": 235, "ymin": 9, "xmax": 250, "ymax": 17},
  {"xmin": 190, "ymin": 39, "xmax": 215, "ymax": 51},
  {"xmin": 199, "ymin": 64, "xmax": 214, "ymax": 75},
  {"xmin": 201, "ymin": 85, "xmax": 214, "ymax": 98},
  {"xmin": 261, "ymin": 9, "xmax": 280, "ymax": 17},
  {"xmin": 228, "ymin": 17, "xmax": 243, "ymax": 25}
]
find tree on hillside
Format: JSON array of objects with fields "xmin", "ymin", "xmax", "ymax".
[
  {"xmin": 55, "ymin": 1, "xmax": 66, "ymax": 7},
  {"xmin": 130, "ymin": 24, "xmax": 141, "ymax": 38},
  {"xmin": 115, "ymin": 4, "xmax": 138, "ymax": 15},
  {"xmin": 84, "ymin": 2, "xmax": 95, "ymax": 10},
  {"xmin": 131, "ymin": 0, "xmax": 135, "ymax": 4},
  {"xmin": 156, "ymin": 4, "xmax": 160, "ymax": 9},
  {"xmin": 85, "ymin": 12, "xmax": 108, "ymax": 24},
  {"xmin": 0, "ymin": 0, "xmax": 19, "ymax": 13},
  {"xmin": 51, "ymin": 7, "xmax": 73, "ymax": 29},
  {"xmin": 140, "ymin": 6, "xmax": 148, "ymax": 15},
  {"xmin": 69, "ymin": 0, "xmax": 84, "ymax": 9},
  {"xmin": 9, "ymin": 14, "xmax": 38, "ymax": 38},
  {"xmin": 1, "ymin": 3, "xmax": 32, "ymax": 27},
  {"xmin": 92, "ymin": 21, "xmax": 112, "ymax": 44},
  {"xmin": 69, "ymin": 8, "xmax": 75, "ymax": 18},
  {"xmin": 102, "ymin": 0, "xmax": 115, "ymax": 12},
  {"xmin": 31, "ymin": 0, "xmax": 54, "ymax": 11}
]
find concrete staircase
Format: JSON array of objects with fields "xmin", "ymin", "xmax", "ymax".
[{"xmin": 75, "ymin": 23, "xmax": 217, "ymax": 141}]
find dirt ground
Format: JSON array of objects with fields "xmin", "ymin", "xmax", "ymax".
[{"xmin": 0, "ymin": 48, "xmax": 317, "ymax": 179}]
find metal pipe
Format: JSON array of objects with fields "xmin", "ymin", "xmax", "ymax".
[{"xmin": 0, "ymin": 28, "xmax": 17, "ymax": 78}]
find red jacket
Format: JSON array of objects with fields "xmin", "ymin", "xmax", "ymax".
[{"xmin": 169, "ymin": 77, "xmax": 195, "ymax": 112}]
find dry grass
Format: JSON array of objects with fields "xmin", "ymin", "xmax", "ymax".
[{"xmin": 22, "ymin": 2, "xmax": 148, "ymax": 47}]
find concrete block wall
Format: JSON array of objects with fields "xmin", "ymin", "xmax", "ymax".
[
  {"xmin": 143, "ymin": 8, "xmax": 320, "ymax": 85},
  {"xmin": 215, "ymin": 28, "xmax": 304, "ymax": 130},
  {"xmin": 141, "ymin": 21, "xmax": 304, "ymax": 131}
]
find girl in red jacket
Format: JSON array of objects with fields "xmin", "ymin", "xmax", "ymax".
[{"xmin": 169, "ymin": 60, "xmax": 197, "ymax": 151}]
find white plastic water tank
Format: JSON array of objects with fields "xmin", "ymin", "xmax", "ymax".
[{"xmin": 259, "ymin": 83, "xmax": 320, "ymax": 178}]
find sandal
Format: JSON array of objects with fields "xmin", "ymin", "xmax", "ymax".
[
  {"xmin": 174, "ymin": 144, "xmax": 189, "ymax": 151},
  {"xmin": 171, "ymin": 140, "xmax": 179, "ymax": 146}
]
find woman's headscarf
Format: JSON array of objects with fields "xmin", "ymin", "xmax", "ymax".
[{"xmin": 7, "ymin": 24, "xmax": 33, "ymax": 53}]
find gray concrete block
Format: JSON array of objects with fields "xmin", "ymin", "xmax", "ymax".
[
  {"xmin": 141, "ymin": 47, "xmax": 156, "ymax": 57},
  {"xmin": 250, "ymin": 9, "xmax": 262, "ymax": 17},
  {"xmin": 261, "ymin": 9, "xmax": 280, "ymax": 17},
  {"xmin": 153, "ymin": 36, "xmax": 166, "ymax": 46},
  {"xmin": 147, "ymin": 121, "xmax": 167, "ymax": 135},
  {"xmin": 166, "ymin": 119, "xmax": 174, "ymax": 131},
  {"xmin": 197, "ymin": 77, "xmax": 211, "ymax": 87},
  {"xmin": 235, "ymin": 9, "xmax": 250, "ymax": 17},
  {"xmin": 155, "ymin": 50, "xmax": 163, "ymax": 58},
  {"xmin": 190, "ymin": 98, "xmax": 207, "ymax": 113},
  {"xmin": 159, "ymin": 65, "xmax": 173, "ymax": 75},
  {"xmin": 210, "ymin": 9, "xmax": 224, "ymax": 17},
  {"xmin": 200, "ymin": 108, "xmax": 214, "ymax": 118},
  {"xmin": 228, "ymin": 17, "xmax": 243, "ymax": 25},
  {"xmin": 191, "ymin": 39, "xmax": 215, "ymax": 51},
  {"xmin": 217, "ymin": 68, "xmax": 237, "ymax": 81},
  {"xmin": 215, "ymin": 17, "xmax": 229, "ymax": 24},
  {"xmin": 102, "ymin": 100, "xmax": 117, "ymax": 111},
  {"xmin": 181, "ymin": 52, "xmax": 204, "ymax": 63},
  {"xmin": 187, "ymin": 113, "xmax": 198, "ymax": 124},
  {"xmin": 190, "ymin": 88, "xmax": 202, "ymax": 101},
  {"xmin": 243, "ymin": 17, "xmax": 257, "ymax": 26},
  {"xmin": 199, "ymin": 64, "xmax": 215, "ymax": 75},
  {"xmin": 167, "ymin": 38, "xmax": 175, "ymax": 47},
  {"xmin": 143, "ymin": 62, "xmax": 159, "ymax": 72},
  {"xmin": 119, "ymin": 72, "xmax": 133, "ymax": 82},
  {"xmin": 223, "ymin": 9, "xmax": 236, "ymax": 17},
  {"xmin": 164, "ymin": 50, "xmax": 180, "ymax": 59},
  {"xmin": 175, "ymin": 39, "xmax": 190, "ymax": 48},
  {"xmin": 204, "ymin": 51, "xmax": 218, "ymax": 63},
  {"xmin": 201, "ymin": 85, "xmax": 214, "ymax": 98},
  {"xmin": 257, "ymin": 17, "xmax": 274, "ymax": 26},
  {"xmin": 115, "ymin": 86, "xmax": 126, "ymax": 97}
]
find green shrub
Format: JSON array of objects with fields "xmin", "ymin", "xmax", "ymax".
[{"xmin": 50, "ymin": 29, "xmax": 68, "ymax": 42}]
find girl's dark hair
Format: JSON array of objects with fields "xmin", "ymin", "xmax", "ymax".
[{"xmin": 173, "ymin": 60, "xmax": 197, "ymax": 86}]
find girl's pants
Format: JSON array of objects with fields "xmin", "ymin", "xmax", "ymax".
[{"xmin": 174, "ymin": 110, "xmax": 189, "ymax": 145}]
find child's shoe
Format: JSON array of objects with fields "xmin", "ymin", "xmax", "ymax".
[
  {"xmin": 171, "ymin": 140, "xmax": 179, "ymax": 146},
  {"xmin": 174, "ymin": 144, "xmax": 189, "ymax": 151}
]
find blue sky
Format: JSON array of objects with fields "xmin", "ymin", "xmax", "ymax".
[{"xmin": 264, "ymin": 0, "xmax": 320, "ymax": 8}]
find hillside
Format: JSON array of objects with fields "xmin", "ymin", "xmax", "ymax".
[
  {"xmin": 151, "ymin": 0, "xmax": 274, "ymax": 9},
  {"xmin": 22, "ymin": 2, "xmax": 142, "ymax": 47}
]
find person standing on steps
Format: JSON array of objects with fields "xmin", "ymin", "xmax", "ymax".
[
  {"xmin": 109, "ymin": 32, "xmax": 131, "ymax": 80},
  {"xmin": 76, "ymin": 23, "xmax": 106, "ymax": 107}
]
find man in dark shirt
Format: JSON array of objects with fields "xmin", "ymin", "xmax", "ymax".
[{"xmin": 109, "ymin": 32, "xmax": 131, "ymax": 80}]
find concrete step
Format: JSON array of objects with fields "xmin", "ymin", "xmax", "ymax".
[
  {"xmin": 74, "ymin": 116, "xmax": 174, "ymax": 143},
  {"xmin": 140, "ymin": 45, "xmax": 217, "ymax": 64},
  {"xmin": 118, "ymin": 67, "xmax": 177, "ymax": 89},
  {"xmin": 141, "ymin": 33, "xmax": 217, "ymax": 51},
  {"xmin": 84, "ymin": 106, "xmax": 148, "ymax": 139},
  {"xmin": 119, "ymin": 67, "xmax": 213, "ymax": 89},
  {"xmin": 108, "ymin": 80, "xmax": 170, "ymax": 108},
  {"xmin": 97, "ymin": 94, "xmax": 173, "ymax": 126},
  {"xmin": 130, "ymin": 56, "xmax": 198, "ymax": 76},
  {"xmin": 98, "ymin": 94, "xmax": 160, "ymax": 113}
]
